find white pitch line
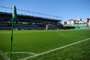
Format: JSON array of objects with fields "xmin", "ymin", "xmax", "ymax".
[
  {"xmin": 0, "ymin": 50, "xmax": 10, "ymax": 60},
  {"xmin": 18, "ymin": 38, "xmax": 90, "ymax": 60},
  {"xmin": 5, "ymin": 52, "xmax": 36, "ymax": 55}
]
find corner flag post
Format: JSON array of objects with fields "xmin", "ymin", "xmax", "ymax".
[{"xmin": 10, "ymin": 5, "xmax": 17, "ymax": 60}]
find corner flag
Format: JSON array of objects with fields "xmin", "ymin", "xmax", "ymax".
[{"xmin": 10, "ymin": 5, "xmax": 17, "ymax": 60}]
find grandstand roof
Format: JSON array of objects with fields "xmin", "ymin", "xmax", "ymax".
[{"xmin": 0, "ymin": 12, "xmax": 61, "ymax": 22}]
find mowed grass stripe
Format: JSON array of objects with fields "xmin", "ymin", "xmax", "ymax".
[
  {"xmin": 13, "ymin": 30, "xmax": 90, "ymax": 53},
  {"xmin": 0, "ymin": 30, "xmax": 90, "ymax": 52},
  {"xmin": 29, "ymin": 37, "xmax": 90, "ymax": 60},
  {"xmin": 18, "ymin": 38, "xmax": 90, "ymax": 60},
  {"xmin": 0, "ymin": 30, "xmax": 90, "ymax": 60}
]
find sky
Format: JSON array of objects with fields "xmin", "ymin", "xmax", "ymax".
[{"xmin": 0, "ymin": 0, "xmax": 90, "ymax": 23}]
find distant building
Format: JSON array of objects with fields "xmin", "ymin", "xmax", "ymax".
[
  {"xmin": 64, "ymin": 19, "xmax": 76, "ymax": 25},
  {"xmin": 64, "ymin": 19, "xmax": 86, "ymax": 25},
  {"xmin": 87, "ymin": 18, "xmax": 90, "ymax": 26},
  {"xmin": 64, "ymin": 19, "xmax": 90, "ymax": 29}
]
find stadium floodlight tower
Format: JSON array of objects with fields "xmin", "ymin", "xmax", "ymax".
[{"xmin": 9, "ymin": 5, "xmax": 17, "ymax": 60}]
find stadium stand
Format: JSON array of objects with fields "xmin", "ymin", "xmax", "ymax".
[{"xmin": 0, "ymin": 12, "xmax": 62, "ymax": 30}]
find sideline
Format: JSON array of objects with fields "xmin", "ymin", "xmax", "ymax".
[
  {"xmin": 18, "ymin": 38, "xmax": 90, "ymax": 60},
  {"xmin": 5, "ymin": 52, "xmax": 36, "ymax": 55}
]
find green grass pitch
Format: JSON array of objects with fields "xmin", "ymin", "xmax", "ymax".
[{"xmin": 0, "ymin": 30, "xmax": 90, "ymax": 60}]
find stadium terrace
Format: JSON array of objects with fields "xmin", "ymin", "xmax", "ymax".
[{"xmin": 0, "ymin": 12, "xmax": 63, "ymax": 30}]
